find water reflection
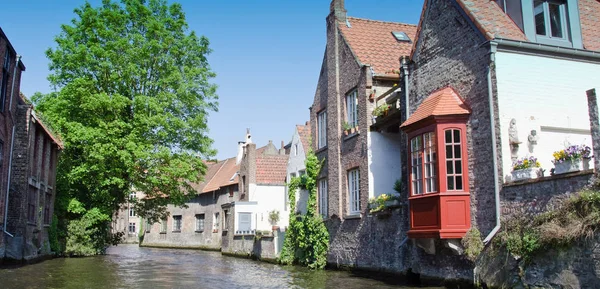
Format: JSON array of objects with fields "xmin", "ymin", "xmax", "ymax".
[{"xmin": 0, "ymin": 245, "xmax": 441, "ymax": 289}]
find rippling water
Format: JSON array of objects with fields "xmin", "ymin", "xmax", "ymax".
[{"xmin": 0, "ymin": 245, "xmax": 441, "ymax": 289}]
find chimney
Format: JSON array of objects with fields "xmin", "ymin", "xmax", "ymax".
[
  {"xmin": 236, "ymin": 141, "xmax": 245, "ymax": 165},
  {"xmin": 246, "ymin": 128, "xmax": 252, "ymax": 144},
  {"xmin": 330, "ymin": 0, "xmax": 346, "ymax": 22},
  {"xmin": 279, "ymin": 141, "xmax": 286, "ymax": 155}
]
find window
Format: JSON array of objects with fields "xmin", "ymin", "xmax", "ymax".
[
  {"xmin": 1, "ymin": 48, "xmax": 11, "ymax": 113},
  {"xmin": 129, "ymin": 207, "xmax": 135, "ymax": 217},
  {"xmin": 318, "ymin": 110, "xmax": 327, "ymax": 149},
  {"xmin": 318, "ymin": 179, "xmax": 328, "ymax": 217},
  {"xmin": 238, "ymin": 212, "xmax": 252, "ymax": 232},
  {"xmin": 28, "ymin": 186, "xmax": 37, "ymax": 223},
  {"xmin": 445, "ymin": 129, "xmax": 464, "ymax": 191},
  {"xmin": 346, "ymin": 90, "xmax": 358, "ymax": 128},
  {"xmin": 213, "ymin": 212, "xmax": 219, "ymax": 231},
  {"xmin": 44, "ymin": 191, "xmax": 52, "ymax": 225},
  {"xmin": 348, "ymin": 169, "xmax": 360, "ymax": 215},
  {"xmin": 129, "ymin": 192, "xmax": 136, "ymax": 200},
  {"xmin": 173, "ymin": 215, "xmax": 182, "ymax": 232},
  {"xmin": 129, "ymin": 222, "xmax": 136, "ymax": 233},
  {"xmin": 223, "ymin": 210, "xmax": 229, "ymax": 230},
  {"xmin": 534, "ymin": 0, "xmax": 566, "ymax": 39},
  {"xmin": 195, "ymin": 214, "xmax": 205, "ymax": 232},
  {"xmin": 160, "ymin": 218, "xmax": 167, "ymax": 233},
  {"xmin": 410, "ymin": 132, "xmax": 437, "ymax": 195}
]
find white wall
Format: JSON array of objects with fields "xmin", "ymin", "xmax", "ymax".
[
  {"xmin": 234, "ymin": 201, "xmax": 258, "ymax": 233},
  {"xmin": 249, "ymin": 185, "xmax": 289, "ymax": 231},
  {"xmin": 367, "ymin": 131, "xmax": 402, "ymax": 198},
  {"xmin": 496, "ymin": 51, "xmax": 600, "ymax": 181},
  {"xmin": 286, "ymin": 127, "xmax": 309, "ymax": 214}
]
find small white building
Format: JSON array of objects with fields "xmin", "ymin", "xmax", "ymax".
[{"xmin": 286, "ymin": 123, "xmax": 312, "ymax": 215}]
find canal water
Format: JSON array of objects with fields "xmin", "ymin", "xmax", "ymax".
[{"xmin": 0, "ymin": 245, "xmax": 442, "ymax": 289}]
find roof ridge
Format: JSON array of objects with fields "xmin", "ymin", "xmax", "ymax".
[{"xmin": 345, "ymin": 16, "xmax": 417, "ymax": 27}]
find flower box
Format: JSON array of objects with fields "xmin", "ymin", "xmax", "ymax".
[
  {"xmin": 554, "ymin": 159, "xmax": 583, "ymax": 175},
  {"xmin": 511, "ymin": 167, "xmax": 540, "ymax": 182},
  {"xmin": 384, "ymin": 199, "xmax": 401, "ymax": 208}
]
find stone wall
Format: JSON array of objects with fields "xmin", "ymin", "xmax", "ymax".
[{"xmin": 501, "ymin": 171, "xmax": 594, "ymax": 218}]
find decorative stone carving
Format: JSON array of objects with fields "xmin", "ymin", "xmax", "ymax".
[
  {"xmin": 528, "ymin": 129, "xmax": 539, "ymax": 153},
  {"xmin": 508, "ymin": 119, "xmax": 520, "ymax": 162}
]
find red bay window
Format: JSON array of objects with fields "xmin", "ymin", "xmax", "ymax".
[{"xmin": 401, "ymin": 87, "xmax": 471, "ymax": 239}]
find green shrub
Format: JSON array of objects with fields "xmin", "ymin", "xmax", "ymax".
[{"xmin": 462, "ymin": 228, "xmax": 484, "ymax": 261}]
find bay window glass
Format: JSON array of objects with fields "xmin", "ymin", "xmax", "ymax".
[
  {"xmin": 411, "ymin": 132, "xmax": 437, "ymax": 195},
  {"xmin": 445, "ymin": 129, "xmax": 463, "ymax": 191}
]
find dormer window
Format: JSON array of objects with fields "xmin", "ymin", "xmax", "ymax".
[{"xmin": 534, "ymin": 0, "xmax": 567, "ymax": 39}]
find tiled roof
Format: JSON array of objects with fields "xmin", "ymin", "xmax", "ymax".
[
  {"xmin": 255, "ymin": 155, "xmax": 289, "ymax": 185},
  {"xmin": 297, "ymin": 124, "xmax": 311, "ymax": 153},
  {"xmin": 202, "ymin": 158, "xmax": 239, "ymax": 193},
  {"xmin": 453, "ymin": 0, "xmax": 600, "ymax": 51},
  {"xmin": 579, "ymin": 0, "xmax": 600, "ymax": 51},
  {"xmin": 401, "ymin": 87, "xmax": 471, "ymax": 128},
  {"xmin": 338, "ymin": 17, "xmax": 417, "ymax": 75},
  {"xmin": 455, "ymin": 0, "xmax": 527, "ymax": 41}
]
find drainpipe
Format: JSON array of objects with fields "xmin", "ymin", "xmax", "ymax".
[
  {"xmin": 401, "ymin": 56, "xmax": 410, "ymax": 119},
  {"xmin": 483, "ymin": 42, "xmax": 500, "ymax": 244},
  {"xmin": 3, "ymin": 55, "xmax": 21, "ymax": 238}
]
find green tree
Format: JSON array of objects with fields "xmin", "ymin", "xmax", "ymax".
[{"xmin": 33, "ymin": 0, "xmax": 217, "ymax": 254}]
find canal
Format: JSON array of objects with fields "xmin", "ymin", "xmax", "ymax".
[{"xmin": 0, "ymin": 245, "xmax": 442, "ymax": 289}]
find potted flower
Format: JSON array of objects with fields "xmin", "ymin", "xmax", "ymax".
[
  {"xmin": 368, "ymin": 193, "xmax": 400, "ymax": 213},
  {"xmin": 372, "ymin": 103, "xmax": 390, "ymax": 118},
  {"xmin": 552, "ymin": 144, "xmax": 592, "ymax": 174},
  {"xmin": 268, "ymin": 210, "xmax": 280, "ymax": 231},
  {"xmin": 342, "ymin": 122, "xmax": 351, "ymax": 135},
  {"xmin": 511, "ymin": 156, "xmax": 541, "ymax": 181}
]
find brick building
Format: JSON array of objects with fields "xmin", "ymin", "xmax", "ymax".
[{"xmin": 0, "ymin": 28, "xmax": 62, "ymax": 263}]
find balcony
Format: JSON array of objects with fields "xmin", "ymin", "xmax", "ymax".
[{"xmin": 370, "ymin": 86, "xmax": 402, "ymax": 133}]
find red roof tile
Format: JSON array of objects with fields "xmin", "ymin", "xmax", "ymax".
[
  {"xmin": 453, "ymin": 0, "xmax": 600, "ymax": 51},
  {"xmin": 338, "ymin": 17, "xmax": 417, "ymax": 75},
  {"xmin": 579, "ymin": 0, "xmax": 600, "ymax": 51},
  {"xmin": 202, "ymin": 158, "xmax": 239, "ymax": 193},
  {"xmin": 255, "ymin": 155, "xmax": 289, "ymax": 185},
  {"xmin": 400, "ymin": 87, "xmax": 471, "ymax": 128},
  {"xmin": 297, "ymin": 124, "xmax": 311, "ymax": 153}
]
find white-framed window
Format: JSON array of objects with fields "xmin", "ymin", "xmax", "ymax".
[
  {"xmin": 238, "ymin": 212, "xmax": 252, "ymax": 233},
  {"xmin": 346, "ymin": 90, "xmax": 358, "ymax": 128},
  {"xmin": 129, "ymin": 192, "xmax": 136, "ymax": 200},
  {"xmin": 294, "ymin": 143, "xmax": 299, "ymax": 156},
  {"xmin": 410, "ymin": 132, "xmax": 437, "ymax": 196},
  {"xmin": 445, "ymin": 129, "xmax": 464, "ymax": 191},
  {"xmin": 128, "ymin": 222, "xmax": 136, "ymax": 233},
  {"xmin": 173, "ymin": 215, "xmax": 182, "ymax": 232},
  {"xmin": 160, "ymin": 218, "xmax": 167, "ymax": 233},
  {"xmin": 317, "ymin": 110, "xmax": 327, "ymax": 149},
  {"xmin": 129, "ymin": 206, "xmax": 135, "ymax": 217},
  {"xmin": 348, "ymin": 168, "xmax": 360, "ymax": 215},
  {"xmin": 318, "ymin": 179, "xmax": 328, "ymax": 217},
  {"xmin": 213, "ymin": 212, "xmax": 220, "ymax": 231},
  {"xmin": 195, "ymin": 214, "xmax": 205, "ymax": 232}
]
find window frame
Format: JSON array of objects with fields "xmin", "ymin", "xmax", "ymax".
[
  {"xmin": 213, "ymin": 212, "xmax": 220, "ymax": 232},
  {"xmin": 160, "ymin": 218, "xmax": 168, "ymax": 233},
  {"xmin": 520, "ymin": 0, "xmax": 583, "ymax": 48},
  {"xmin": 410, "ymin": 131, "xmax": 438, "ymax": 196},
  {"xmin": 317, "ymin": 110, "xmax": 327, "ymax": 149},
  {"xmin": 347, "ymin": 168, "xmax": 360, "ymax": 215},
  {"xmin": 128, "ymin": 222, "xmax": 136, "ymax": 234},
  {"xmin": 318, "ymin": 178, "xmax": 328, "ymax": 218},
  {"xmin": 172, "ymin": 215, "xmax": 182, "ymax": 232},
  {"xmin": 237, "ymin": 212, "xmax": 252, "ymax": 233},
  {"xmin": 346, "ymin": 90, "xmax": 359, "ymax": 128},
  {"xmin": 407, "ymin": 123, "xmax": 469, "ymax": 198},
  {"xmin": 195, "ymin": 214, "xmax": 205, "ymax": 232}
]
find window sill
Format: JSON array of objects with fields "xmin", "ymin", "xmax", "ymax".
[
  {"xmin": 195, "ymin": 230, "xmax": 204, "ymax": 233},
  {"xmin": 315, "ymin": 146, "xmax": 328, "ymax": 154},
  {"xmin": 212, "ymin": 229, "xmax": 219, "ymax": 233},
  {"xmin": 343, "ymin": 132, "xmax": 360, "ymax": 141},
  {"xmin": 172, "ymin": 230, "xmax": 181, "ymax": 233},
  {"xmin": 159, "ymin": 232, "xmax": 167, "ymax": 234},
  {"xmin": 344, "ymin": 214, "xmax": 361, "ymax": 220}
]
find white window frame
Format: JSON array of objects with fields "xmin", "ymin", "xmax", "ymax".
[
  {"xmin": 160, "ymin": 219, "xmax": 167, "ymax": 233},
  {"xmin": 348, "ymin": 169, "xmax": 360, "ymax": 215},
  {"xmin": 195, "ymin": 214, "xmax": 205, "ymax": 232},
  {"xmin": 213, "ymin": 212, "xmax": 220, "ymax": 231},
  {"xmin": 317, "ymin": 110, "xmax": 327, "ymax": 149},
  {"xmin": 346, "ymin": 90, "xmax": 358, "ymax": 128},
  {"xmin": 173, "ymin": 215, "xmax": 182, "ymax": 232},
  {"xmin": 237, "ymin": 212, "xmax": 252, "ymax": 233},
  {"xmin": 129, "ymin": 206, "xmax": 135, "ymax": 217},
  {"xmin": 318, "ymin": 179, "xmax": 328, "ymax": 218},
  {"xmin": 128, "ymin": 222, "xmax": 136, "ymax": 233}
]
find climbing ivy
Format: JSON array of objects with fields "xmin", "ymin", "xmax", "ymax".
[{"xmin": 279, "ymin": 150, "xmax": 329, "ymax": 269}]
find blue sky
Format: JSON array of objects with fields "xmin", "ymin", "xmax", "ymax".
[{"xmin": 1, "ymin": 0, "xmax": 424, "ymax": 160}]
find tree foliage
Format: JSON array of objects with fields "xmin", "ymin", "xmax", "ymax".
[
  {"xmin": 33, "ymin": 0, "xmax": 217, "ymax": 254},
  {"xmin": 279, "ymin": 150, "xmax": 329, "ymax": 269}
]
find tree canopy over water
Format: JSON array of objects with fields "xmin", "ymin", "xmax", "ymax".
[{"xmin": 34, "ymin": 0, "xmax": 218, "ymax": 255}]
